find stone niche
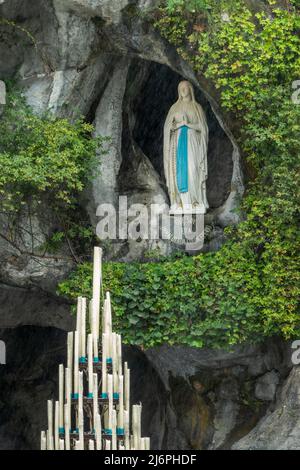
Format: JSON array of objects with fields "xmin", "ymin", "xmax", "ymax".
[
  {"xmin": 117, "ymin": 59, "xmax": 240, "ymax": 256},
  {"xmin": 124, "ymin": 60, "xmax": 233, "ymax": 209}
]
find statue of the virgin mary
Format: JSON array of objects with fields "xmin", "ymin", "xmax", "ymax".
[{"xmin": 163, "ymin": 80, "xmax": 209, "ymax": 214}]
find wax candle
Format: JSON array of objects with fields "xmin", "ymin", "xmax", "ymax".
[
  {"xmin": 58, "ymin": 364, "xmax": 64, "ymax": 430},
  {"xmin": 108, "ymin": 373, "xmax": 113, "ymax": 430},
  {"xmin": 89, "ymin": 299, "xmax": 93, "ymax": 335},
  {"xmin": 81, "ymin": 297, "xmax": 86, "ymax": 359},
  {"xmin": 124, "ymin": 363, "xmax": 130, "ymax": 412},
  {"xmin": 144, "ymin": 437, "xmax": 150, "ymax": 450},
  {"xmin": 95, "ymin": 413, "xmax": 102, "ymax": 450},
  {"xmin": 65, "ymin": 367, "xmax": 71, "ymax": 428},
  {"xmin": 47, "ymin": 400, "xmax": 53, "ymax": 445},
  {"xmin": 59, "ymin": 439, "xmax": 65, "ymax": 450},
  {"xmin": 67, "ymin": 332, "xmax": 73, "ymax": 382},
  {"xmin": 89, "ymin": 439, "xmax": 95, "ymax": 450},
  {"xmin": 87, "ymin": 334, "xmax": 93, "ymax": 395},
  {"xmin": 74, "ymin": 331, "xmax": 79, "ymax": 395},
  {"xmin": 93, "ymin": 373, "xmax": 98, "ymax": 437},
  {"xmin": 78, "ymin": 371, "xmax": 84, "ymax": 450},
  {"xmin": 106, "ymin": 439, "xmax": 111, "ymax": 450},
  {"xmin": 112, "ymin": 409, "xmax": 117, "ymax": 450},
  {"xmin": 41, "ymin": 431, "xmax": 46, "ymax": 450},
  {"xmin": 76, "ymin": 297, "xmax": 82, "ymax": 356},
  {"xmin": 64, "ymin": 403, "xmax": 70, "ymax": 451},
  {"xmin": 112, "ymin": 333, "xmax": 118, "ymax": 392},
  {"xmin": 54, "ymin": 400, "xmax": 59, "ymax": 450},
  {"xmin": 118, "ymin": 375, "xmax": 124, "ymax": 430},
  {"xmin": 102, "ymin": 298, "xmax": 107, "ymax": 333},
  {"xmin": 137, "ymin": 404, "xmax": 142, "ymax": 441},
  {"xmin": 92, "ymin": 247, "xmax": 102, "ymax": 341},
  {"xmin": 47, "ymin": 429, "xmax": 54, "ymax": 451},
  {"xmin": 102, "ymin": 333, "xmax": 107, "ymax": 394},
  {"xmin": 124, "ymin": 410, "xmax": 130, "ymax": 450}
]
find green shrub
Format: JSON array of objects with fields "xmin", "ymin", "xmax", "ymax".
[{"xmin": 0, "ymin": 85, "xmax": 106, "ymax": 257}]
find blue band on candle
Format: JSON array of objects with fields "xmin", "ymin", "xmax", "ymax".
[
  {"xmin": 93, "ymin": 357, "xmax": 100, "ymax": 363},
  {"xmin": 117, "ymin": 428, "xmax": 125, "ymax": 435},
  {"xmin": 72, "ymin": 393, "xmax": 79, "ymax": 399},
  {"xmin": 104, "ymin": 429, "xmax": 112, "ymax": 435},
  {"xmin": 87, "ymin": 392, "xmax": 93, "ymax": 398},
  {"xmin": 101, "ymin": 392, "xmax": 108, "ymax": 399},
  {"xmin": 73, "ymin": 428, "xmax": 79, "ymax": 434},
  {"xmin": 59, "ymin": 427, "xmax": 65, "ymax": 434},
  {"xmin": 106, "ymin": 357, "xmax": 112, "ymax": 364},
  {"xmin": 113, "ymin": 393, "xmax": 119, "ymax": 399},
  {"xmin": 79, "ymin": 356, "xmax": 87, "ymax": 363}
]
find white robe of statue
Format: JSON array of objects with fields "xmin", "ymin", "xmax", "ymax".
[{"xmin": 163, "ymin": 80, "xmax": 209, "ymax": 214}]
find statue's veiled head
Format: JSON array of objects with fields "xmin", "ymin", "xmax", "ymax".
[{"xmin": 177, "ymin": 80, "xmax": 195, "ymax": 102}]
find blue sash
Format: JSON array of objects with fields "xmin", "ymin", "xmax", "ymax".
[{"xmin": 176, "ymin": 125, "xmax": 188, "ymax": 193}]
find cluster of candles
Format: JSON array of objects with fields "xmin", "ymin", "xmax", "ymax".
[{"xmin": 40, "ymin": 247, "xmax": 150, "ymax": 450}]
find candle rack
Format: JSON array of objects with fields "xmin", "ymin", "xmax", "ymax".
[{"xmin": 40, "ymin": 247, "xmax": 150, "ymax": 451}]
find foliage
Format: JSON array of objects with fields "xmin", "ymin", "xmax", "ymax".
[
  {"xmin": 61, "ymin": 1, "xmax": 300, "ymax": 349},
  {"xmin": 0, "ymin": 85, "xmax": 105, "ymax": 258}
]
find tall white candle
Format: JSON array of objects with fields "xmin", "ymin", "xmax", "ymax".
[
  {"xmin": 105, "ymin": 439, "xmax": 111, "ymax": 450},
  {"xmin": 78, "ymin": 371, "xmax": 84, "ymax": 450},
  {"xmin": 102, "ymin": 333, "xmax": 108, "ymax": 394},
  {"xmin": 47, "ymin": 429, "xmax": 54, "ymax": 451},
  {"xmin": 91, "ymin": 298, "xmax": 98, "ymax": 360},
  {"xmin": 87, "ymin": 334, "xmax": 93, "ymax": 395},
  {"xmin": 92, "ymin": 247, "xmax": 102, "ymax": 341},
  {"xmin": 74, "ymin": 331, "xmax": 79, "ymax": 395},
  {"xmin": 118, "ymin": 375, "xmax": 124, "ymax": 430},
  {"xmin": 65, "ymin": 367, "xmax": 71, "ymax": 430},
  {"xmin": 89, "ymin": 299, "xmax": 93, "ymax": 335},
  {"xmin": 106, "ymin": 292, "xmax": 112, "ymax": 335},
  {"xmin": 137, "ymin": 404, "xmax": 142, "ymax": 441},
  {"xmin": 54, "ymin": 400, "xmax": 59, "ymax": 450},
  {"xmin": 124, "ymin": 410, "xmax": 130, "ymax": 450},
  {"xmin": 89, "ymin": 439, "xmax": 95, "ymax": 450},
  {"xmin": 124, "ymin": 363, "xmax": 130, "ymax": 412},
  {"xmin": 67, "ymin": 332, "xmax": 73, "ymax": 386},
  {"xmin": 58, "ymin": 364, "xmax": 64, "ymax": 429},
  {"xmin": 41, "ymin": 431, "xmax": 46, "ymax": 450},
  {"xmin": 81, "ymin": 297, "xmax": 86, "ymax": 358},
  {"xmin": 112, "ymin": 333, "xmax": 118, "ymax": 392},
  {"xmin": 93, "ymin": 373, "xmax": 98, "ymax": 431},
  {"xmin": 102, "ymin": 298, "xmax": 107, "ymax": 333},
  {"xmin": 47, "ymin": 400, "xmax": 53, "ymax": 445},
  {"xmin": 64, "ymin": 403, "xmax": 70, "ymax": 450},
  {"xmin": 76, "ymin": 297, "xmax": 82, "ymax": 357},
  {"xmin": 108, "ymin": 374, "xmax": 113, "ymax": 430},
  {"xmin": 144, "ymin": 437, "xmax": 150, "ymax": 450},
  {"xmin": 112, "ymin": 409, "xmax": 117, "ymax": 450},
  {"xmin": 140, "ymin": 437, "xmax": 146, "ymax": 450},
  {"xmin": 59, "ymin": 438, "xmax": 65, "ymax": 450},
  {"xmin": 95, "ymin": 413, "xmax": 102, "ymax": 450}
]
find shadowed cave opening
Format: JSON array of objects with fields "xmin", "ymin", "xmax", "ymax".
[
  {"xmin": 120, "ymin": 60, "xmax": 234, "ymax": 210},
  {"xmin": 0, "ymin": 325, "xmax": 166, "ymax": 450}
]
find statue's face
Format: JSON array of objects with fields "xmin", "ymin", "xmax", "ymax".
[{"xmin": 179, "ymin": 82, "xmax": 191, "ymax": 99}]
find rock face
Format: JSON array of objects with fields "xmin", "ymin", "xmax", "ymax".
[
  {"xmin": 0, "ymin": 322, "xmax": 296, "ymax": 450},
  {"xmin": 0, "ymin": 0, "xmax": 244, "ymax": 288},
  {"xmin": 1, "ymin": 0, "xmax": 294, "ymax": 453},
  {"xmin": 233, "ymin": 367, "xmax": 300, "ymax": 450}
]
